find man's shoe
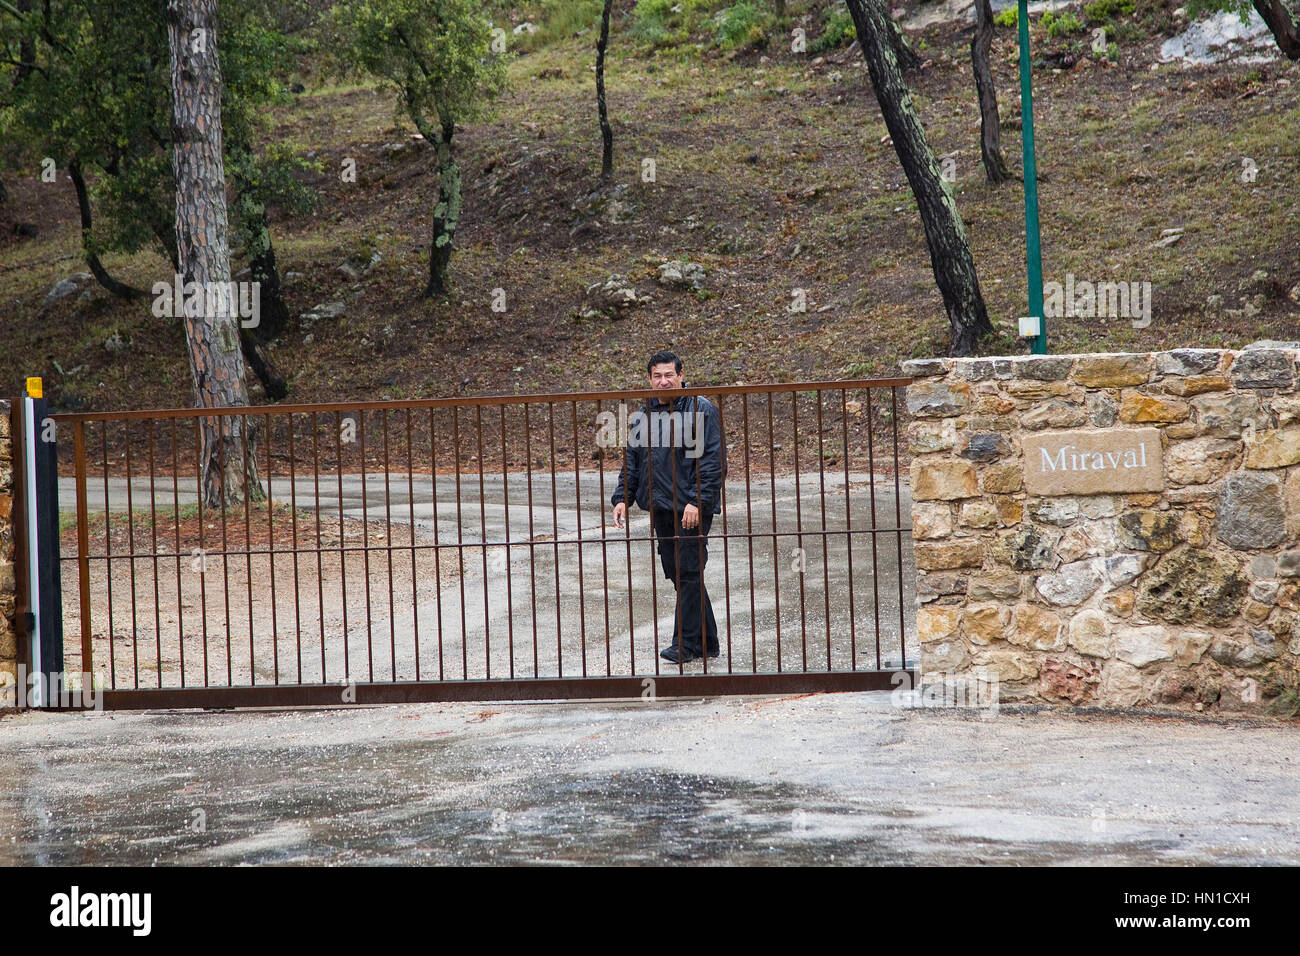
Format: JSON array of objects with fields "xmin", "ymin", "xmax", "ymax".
[{"xmin": 660, "ymin": 644, "xmax": 701, "ymax": 664}]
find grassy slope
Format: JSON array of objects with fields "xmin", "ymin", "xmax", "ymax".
[{"xmin": 1, "ymin": 0, "xmax": 1298, "ymax": 413}]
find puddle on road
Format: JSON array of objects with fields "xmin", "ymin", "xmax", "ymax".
[{"xmin": 0, "ymin": 745, "xmax": 1219, "ymax": 865}]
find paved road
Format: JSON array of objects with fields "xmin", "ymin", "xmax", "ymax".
[{"xmin": 1, "ymin": 694, "xmax": 1295, "ymax": 865}]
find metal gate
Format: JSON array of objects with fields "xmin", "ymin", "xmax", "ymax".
[{"xmin": 42, "ymin": 379, "xmax": 914, "ymax": 709}]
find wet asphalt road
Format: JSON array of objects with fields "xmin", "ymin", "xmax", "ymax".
[{"xmin": 2, "ymin": 693, "xmax": 1297, "ymax": 865}]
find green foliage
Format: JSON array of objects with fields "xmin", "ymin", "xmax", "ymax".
[
  {"xmin": 994, "ymin": 7, "xmax": 1018, "ymax": 28},
  {"xmin": 714, "ymin": 1, "xmax": 772, "ymax": 50},
  {"xmin": 809, "ymin": 5, "xmax": 856, "ymax": 53},
  {"xmin": 631, "ymin": 0, "xmax": 710, "ymax": 49},
  {"xmin": 0, "ymin": 0, "xmax": 315, "ymax": 268},
  {"xmin": 1185, "ymin": 0, "xmax": 1254, "ymax": 23},
  {"xmin": 1083, "ymin": 0, "xmax": 1135, "ymax": 23},
  {"xmin": 329, "ymin": 0, "xmax": 507, "ymax": 138},
  {"xmin": 482, "ymin": 0, "xmax": 604, "ymax": 54},
  {"xmin": 1041, "ymin": 9, "xmax": 1086, "ymax": 37}
]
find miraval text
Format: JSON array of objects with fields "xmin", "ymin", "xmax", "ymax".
[
  {"xmin": 1040, "ymin": 442, "xmax": 1148, "ymax": 473},
  {"xmin": 1043, "ymin": 273, "xmax": 1152, "ymax": 328},
  {"xmin": 49, "ymin": 886, "xmax": 151, "ymax": 937}
]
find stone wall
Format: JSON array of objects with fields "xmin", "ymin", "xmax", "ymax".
[
  {"xmin": 902, "ymin": 346, "xmax": 1300, "ymax": 713},
  {"xmin": 0, "ymin": 400, "xmax": 17, "ymax": 704}
]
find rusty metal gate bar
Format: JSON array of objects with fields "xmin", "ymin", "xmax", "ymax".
[{"xmin": 50, "ymin": 379, "xmax": 914, "ymax": 710}]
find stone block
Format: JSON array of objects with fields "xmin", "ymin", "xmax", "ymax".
[
  {"xmin": 921, "ymin": 640, "xmax": 969, "ymax": 672},
  {"xmin": 1073, "ymin": 354, "xmax": 1150, "ymax": 387},
  {"xmin": 1154, "ymin": 349, "xmax": 1222, "ymax": 376},
  {"xmin": 1087, "ymin": 392, "xmax": 1118, "ymax": 427},
  {"xmin": 1229, "ymin": 349, "xmax": 1294, "ymax": 389},
  {"xmin": 917, "ymin": 606, "xmax": 962, "ymax": 643},
  {"xmin": 981, "ymin": 462, "xmax": 1023, "ymax": 494},
  {"xmin": 1172, "ymin": 630, "xmax": 1213, "ymax": 664},
  {"xmin": 908, "ymin": 419, "xmax": 957, "ymax": 453},
  {"xmin": 1022, "ymin": 400, "xmax": 1089, "ymax": 430},
  {"xmin": 1217, "ymin": 472, "xmax": 1285, "ymax": 550},
  {"xmin": 962, "ymin": 604, "xmax": 1007, "ymax": 645},
  {"xmin": 961, "ymin": 433, "xmax": 1011, "ymax": 462},
  {"xmin": 1165, "ymin": 438, "xmax": 1240, "ymax": 485},
  {"xmin": 958, "ymin": 500, "xmax": 999, "ymax": 529},
  {"xmin": 1244, "ymin": 428, "xmax": 1300, "ymax": 469},
  {"xmin": 1013, "ymin": 356, "xmax": 1075, "ymax": 381},
  {"xmin": 1034, "ymin": 557, "xmax": 1105, "ymax": 607},
  {"xmin": 1038, "ymin": 657, "xmax": 1101, "ymax": 704},
  {"xmin": 1117, "ymin": 392, "xmax": 1190, "ymax": 424},
  {"xmin": 1137, "ymin": 548, "xmax": 1248, "ymax": 624},
  {"xmin": 907, "ymin": 379, "xmax": 970, "ymax": 417},
  {"xmin": 1099, "ymin": 661, "xmax": 1146, "ymax": 706},
  {"xmin": 967, "ymin": 571, "xmax": 1023, "ymax": 601},
  {"xmin": 1116, "ymin": 625, "xmax": 1175, "ymax": 666},
  {"xmin": 971, "ymin": 647, "xmax": 1040, "ymax": 682},
  {"xmin": 911, "ymin": 460, "xmax": 978, "ymax": 501},
  {"xmin": 1117, "ymin": 510, "xmax": 1179, "ymax": 552},
  {"xmin": 912, "ymin": 502, "xmax": 954, "ymax": 540},
  {"xmin": 914, "ymin": 539, "xmax": 985, "ymax": 570},
  {"xmin": 1068, "ymin": 609, "xmax": 1113, "ymax": 657},
  {"xmin": 1007, "ymin": 603, "xmax": 1064, "ymax": 651},
  {"xmin": 901, "ymin": 358, "xmax": 948, "ymax": 378},
  {"xmin": 1193, "ymin": 393, "xmax": 1263, "ymax": 439},
  {"xmin": 1160, "ymin": 375, "xmax": 1230, "ymax": 397},
  {"xmin": 992, "ymin": 524, "xmax": 1060, "ymax": 571}
]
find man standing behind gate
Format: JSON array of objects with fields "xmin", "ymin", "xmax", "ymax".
[{"xmin": 611, "ymin": 351, "xmax": 724, "ymax": 664}]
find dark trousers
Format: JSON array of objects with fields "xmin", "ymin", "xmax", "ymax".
[{"xmin": 651, "ymin": 507, "xmax": 719, "ymax": 655}]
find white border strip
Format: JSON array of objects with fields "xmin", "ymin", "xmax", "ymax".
[{"xmin": 23, "ymin": 396, "xmax": 43, "ymax": 707}]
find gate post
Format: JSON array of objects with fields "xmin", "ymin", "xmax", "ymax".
[{"xmin": 12, "ymin": 378, "xmax": 64, "ymax": 707}]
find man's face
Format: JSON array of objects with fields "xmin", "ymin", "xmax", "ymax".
[{"xmin": 648, "ymin": 361, "xmax": 682, "ymax": 401}]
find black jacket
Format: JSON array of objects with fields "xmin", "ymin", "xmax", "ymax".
[{"xmin": 611, "ymin": 389, "xmax": 723, "ymax": 515}]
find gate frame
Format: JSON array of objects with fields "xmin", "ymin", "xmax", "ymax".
[{"xmin": 48, "ymin": 379, "xmax": 915, "ymax": 711}]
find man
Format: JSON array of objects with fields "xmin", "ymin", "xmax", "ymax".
[{"xmin": 611, "ymin": 350, "xmax": 724, "ymax": 664}]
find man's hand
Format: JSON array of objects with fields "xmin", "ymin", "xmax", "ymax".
[
  {"xmin": 613, "ymin": 502, "xmax": 627, "ymax": 529},
  {"xmin": 682, "ymin": 503, "xmax": 700, "ymax": 530}
]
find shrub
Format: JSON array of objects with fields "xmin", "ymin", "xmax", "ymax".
[
  {"xmin": 1083, "ymin": 0, "xmax": 1135, "ymax": 22},
  {"xmin": 1041, "ymin": 8, "xmax": 1085, "ymax": 37},
  {"xmin": 714, "ymin": 1, "xmax": 772, "ymax": 51},
  {"xmin": 809, "ymin": 5, "xmax": 856, "ymax": 53},
  {"xmin": 994, "ymin": 7, "xmax": 1018, "ymax": 27}
]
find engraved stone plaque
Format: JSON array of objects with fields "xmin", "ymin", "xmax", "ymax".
[{"xmin": 1022, "ymin": 427, "xmax": 1164, "ymax": 496}]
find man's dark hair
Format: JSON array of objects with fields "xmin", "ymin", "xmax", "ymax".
[{"xmin": 647, "ymin": 350, "xmax": 681, "ymax": 374}]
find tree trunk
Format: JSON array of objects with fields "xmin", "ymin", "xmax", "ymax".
[
  {"xmin": 596, "ymin": 0, "xmax": 614, "ymax": 183},
  {"xmin": 845, "ymin": 0, "xmax": 994, "ymax": 356},
  {"xmin": 166, "ymin": 0, "xmax": 263, "ymax": 506},
  {"xmin": 228, "ymin": 151, "xmax": 290, "ymax": 400},
  {"xmin": 1254, "ymin": 0, "xmax": 1300, "ymax": 58},
  {"xmin": 971, "ymin": 0, "xmax": 1012, "ymax": 183},
  {"xmin": 416, "ymin": 113, "xmax": 460, "ymax": 299},
  {"xmin": 888, "ymin": 10, "xmax": 922, "ymax": 71},
  {"xmin": 67, "ymin": 159, "xmax": 151, "ymax": 299}
]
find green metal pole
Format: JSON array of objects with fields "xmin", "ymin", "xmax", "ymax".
[{"xmin": 1018, "ymin": 0, "xmax": 1046, "ymax": 354}]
